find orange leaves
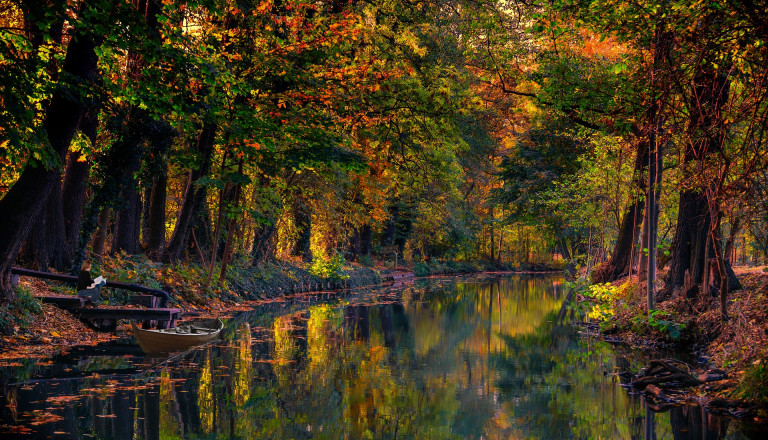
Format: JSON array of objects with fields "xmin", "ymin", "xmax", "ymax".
[
  {"xmin": 0, "ymin": 425, "xmax": 32, "ymax": 435},
  {"xmin": 578, "ymin": 30, "xmax": 628, "ymax": 61},
  {"xmin": 256, "ymin": 0, "xmax": 272, "ymax": 14},
  {"xmin": 28, "ymin": 411, "xmax": 64, "ymax": 426},
  {"xmin": 45, "ymin": 395, "xmax": 83, "ymax": 406}
]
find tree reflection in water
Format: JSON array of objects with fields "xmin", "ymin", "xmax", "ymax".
[{"xmin": 0, "ymin": 275, "xmax": 760, "ymax": 439}]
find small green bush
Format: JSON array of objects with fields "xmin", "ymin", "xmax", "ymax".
[
  {"xmin": 413, "ymin": 262, "xmax": 431, "ymax": 277},
  {"xmin": 736, "ymin": 361, "xmax": 768, "ymax": 405},
  {"xmin": 309, "ymin": 253, "xmax": 350, "ymax": 281},
  {"xmin": 630, "ymin": 309, "xmax": 688, "ymax": 341}
]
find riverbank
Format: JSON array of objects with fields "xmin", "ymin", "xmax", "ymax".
[
  {"xmin": 1, "ymin": 254, "xmax": 564, "ymax": 362},
  {"xmin": 577, "ymin": 266, "xmax": 768, "ymax": 422}
]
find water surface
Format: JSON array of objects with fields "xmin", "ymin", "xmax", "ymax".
[{"xmin": 0, "ymin": 275, "xmax": 758, "ymax": 439}]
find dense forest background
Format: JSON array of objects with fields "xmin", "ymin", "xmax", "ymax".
[{"xmin": 1, "ymin": 0, "xmax": 767, "ymax": 319}]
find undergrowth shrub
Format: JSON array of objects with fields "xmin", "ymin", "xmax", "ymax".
[
  {"xmin": 99, "ymin": 251, "xmax": 163, "ymax": 289},
  {"xmin": 100, "ymin": 252, "xmax": 226, "ymax": 305},
  {"xmin": 309, "ymin": 253, "xmax": 350, "ymax": 281},
  {"xmin": 0, "ymin": 286, "xmax": 42, "ymax": 334},
  {"xmin": 735, "ymin": 360, "xmax": 768, "ymax": 405},
  {"xmin": 630, "ymin": 309, "xmax": 688, "ymax": 341},
  {"xmin": 413, "ymin": 261, "xmax": 432, "ymax": 277},
  {"xmin": 583, "ymin": 282, "xmax": 618, "ymax": 321},
  {"xmin": 573, "ymin": 278, "xmax": 689, "ymax": 342}
]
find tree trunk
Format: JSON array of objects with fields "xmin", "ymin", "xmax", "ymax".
[
  {"xmin": 18, "ymin": 183, "xmax": 68, "ymax": 272},
  {"xmin": 345, "ymin": 226, "xmax": 360, "ymax": 261},
  {"xmin": 145, "ymin": 168, "xmax": 168, "ymax": 260},
  {"xmin": 188, "ymin": 200, "xmax": 212, "ymax": 260},
  {"xmin": 360, "ymin": 224, "xmax": 372, "ymax": 258},
  {"xmin": 92, "ymin": 207, "xmax": 111, "ymax": 263},
  {"xmin": 62, "ymin": 111, "xmax": 97, "ymax": 258},
  {"xmin": 141, "ymin": 185, "xmax": 151, "ymax": 247},
  {"xmin": 112, "ymin": 180, "xmax": 143, "ymax": 255},
  {"xmin": 643, "ymin": 23, "xmax": 670, "ymax": 311},
  {"xmin": 218, "ymin": 161, "xmax": 244, "ymax": 283},
  {"xmin": 666, "ymin": 59, "xmax": 731, "ymax": 296},
  {"xmin": 0, "ymin": 4, "xmax": 99, "ymax": 300},
  {"xmin": 251, "ymin": 223, "xmax": 277, "ymax": 266},
  {"xmin": 638, "ymin": 213, "xmax": 649, "ymax": 283},
  {"xmin": 724, "ymin": 216, "xmax": 741, "ymax": 263},
  {"xmin": 110, "ymin": 114, "xmax": 146, "ymax": 255},
  {"xmin": 645, "ymin": 134, "xmax": 663, "ymax": 310},
  {"xmin": 667, "ymin": 190, "xmax": 711, "ymax": 290},
  {"xmin": 165, "ymin": 123, "xmax": 217, "ymax": 262},
  {"xmin": 710, "ymin": 212, "xmax": 729, "ymax": 319},
  {"xmin": 111, "ymin": 0, "xmax": 165, "ymax": 256},
  {"xmin": 558, "ymin": 235, "xmax": 577, "ymax": 278},
  {"xmin": 292, "ymin": 194, "xmax": 312, "ymax": 262},
  {"xmin": 489, "ymin": 208, "xmax": 495, "ymax": 264},
  {"xmin": 381, "ymin": 204, "xmax": 399, "ymax": 248}
]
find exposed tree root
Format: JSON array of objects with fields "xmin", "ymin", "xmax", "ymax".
[{"xmin": 631, "ymin": 359, "xmax": 701, "ymax": 388}]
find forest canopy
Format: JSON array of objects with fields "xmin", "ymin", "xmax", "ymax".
[{"xmin": 0, "ymin": 0, "xmax": 767, "ymax": 321}]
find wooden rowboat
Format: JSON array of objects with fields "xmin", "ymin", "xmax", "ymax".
[{"xmin": 131, "ymin": 318, "xmax": 223, "ymax": 354}]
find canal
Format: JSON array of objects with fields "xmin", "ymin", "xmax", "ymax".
[{"xmin": 0, "ymin": 275, "xmax": 759, "ymax": 438}]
